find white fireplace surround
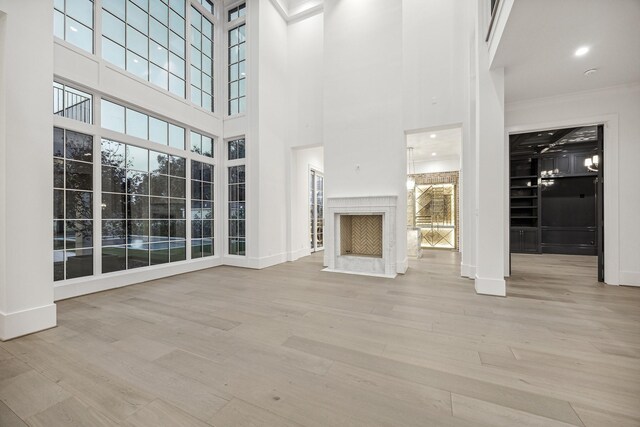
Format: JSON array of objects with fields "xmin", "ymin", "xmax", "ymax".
[{"xmin": 323, "ymin": 196, "xmax": 398, "ymax": 278}]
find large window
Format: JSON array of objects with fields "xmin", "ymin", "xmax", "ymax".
[
  {"xmin": 227, "ymin": 138, "xmax": 245, "ymax": 255},
  {"xmin": 53, "ymin": 82, "xmax": 93, "ymax": 124},
  {"xmin": 101, "ymin": 99, "xmax": 185, "ymax": 149},
  {"xmin": 102, "ymin": 0, "xmax": 186, "ymax": 96},
  {"xmin": 101, "ymin": 139, "xmax": 187, "ymax": 273},
  {"xmin": 190, "ymin": 130, "xmax": 214, "ymax": 157},
  {"xmin": 190, "ymin": 7, "xmax": 214, "ymax": 111},
  {"xmin": 191, "ymin": 161, "xmax": 214, "ymax": 258},
  {"xmin": 54, "ymin": 0, "xmax": 94, "ymax": 53},
  {"xmin": 54, "ymin": 127, "xmax": 94, "ymax": 281},
  {"xmin": 228, "ymin": 23, "xmax": 246, "ymax": 115}
]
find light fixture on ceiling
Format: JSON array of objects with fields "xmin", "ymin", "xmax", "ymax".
[
  {"xmin": 430, "ymin": 133, "xmax": 437, "ymax": 139},
  {"xmin": 406, "ymin": 146, "xmax": 416, "ymax": 190},
  {"xmin": 574, "ymin": 46, "xmax": 590, "ymax": 57},
  {"xmin": 69, "ymin": 26, "xmax": 78, "ymax": 32},
  {"xmin": 431, "ymin": 152, "xmax": 437, "ymax": 156},
  {"xmin": 584, "ymin": 154, "xmax": 599, "ymax": 172}
]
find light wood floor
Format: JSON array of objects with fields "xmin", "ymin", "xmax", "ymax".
[{"xmin": 1, "ymin": 251, "xmax": 639, "ymax": 426}]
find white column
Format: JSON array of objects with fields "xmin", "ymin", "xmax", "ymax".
[
  {"xmin": 0, "ymin": 0, "xmax": 57, "ymax": 340},
  {"xmin": 323, "ymin": 0, "xmax": 406, "ymax": 274},
  {"xmin": 460, "ymin": 26, "xmax": 477, "ymax": 279},
  {"xmin": 473, "ymin": 1, "xmax": 506, "ymax": 296}
]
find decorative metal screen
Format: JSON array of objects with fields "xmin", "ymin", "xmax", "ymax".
[{"xmin": 415, "ymin": 184, "xmax": 456, "ymax": 249}]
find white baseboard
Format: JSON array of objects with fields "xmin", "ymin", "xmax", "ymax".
[
  {"xmin": 226, "ymin": 253, "xmax": 289, "ymax": 269},
  {"xmin": 460, "ymin": 263, "xmax": 476, "ymax": 279},
  {"xmin": 0, "ymin": 304, "xmax": 57, "ymax": 341},
  {"xmin": 54, "ymin": 257, "xmax": 223, "ymax": 301},
  {"xmin": 620, "ymin": 270, "xmax": 640, "ymax": 287},
  {"xmin": 287, "ymin": 248, "xmax": 311, "ymax": 262},
  {"xmin": 257, "ymin": 252, "xmax": 289, "ymax": 269},
  {"xmin": 475, "ymin": 276, "xmax": 506, "ymax": 296},
  {"xmin": 397, "ymin": 257, "xmax": 408, "ymax": 274}
]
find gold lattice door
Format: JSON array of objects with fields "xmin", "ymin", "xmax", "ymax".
[{"xmin": 415, "ymin": 184, "xmax": 456, "ymax": 249}]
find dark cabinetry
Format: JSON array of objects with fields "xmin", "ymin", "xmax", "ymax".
[
  {"xmin": 509, "ymin": 127, "xmax": 599, "ymax": 255},
  {"xmin": 510, "ymin": 228, "xmax": 538, "ymax": 253}
]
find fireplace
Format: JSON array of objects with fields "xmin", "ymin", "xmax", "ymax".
[
  {"xmin": 340, "ymin": 215, "xmax": 383, "ymax": 257},
  {"xmin": 323, "ymin": 196, "xmax": 397, "ymax": 278}
]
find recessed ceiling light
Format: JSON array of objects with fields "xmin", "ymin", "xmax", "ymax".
[
  {"xmin": 69, "ymin": 26, "xmax": 78, "ymax": 32},
  {"xmin": 431, "ymin": 152, "xmax": 437, "ymax": 156},
  {"xmin": 574, "ymin": 46, "xmax": 589, "ymax": 57},
  {"xmin": 430, "ymin": 134, "xmax": 437, "ymax": 139}
]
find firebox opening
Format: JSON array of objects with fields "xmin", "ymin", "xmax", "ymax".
[{"xmin": 340, "ymin": 215, "xmax": 383, "ymax": 258}]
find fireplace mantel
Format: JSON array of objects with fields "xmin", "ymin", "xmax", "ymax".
[{"xmin": 323, "ymin": 196, "xmax": 398, "ymax": 278}]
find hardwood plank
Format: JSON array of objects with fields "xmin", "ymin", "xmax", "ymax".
[
  {"xmin": 0, "ymin": 401, "xmax": 27, "ymax": 427},
  {"xmin": 124, "ymin": 399, "xmax": 211, "ymax": 427},
  {"xmin": 26, "ymin": 397, "xmax": 119, "ymax": 427},
  {"xmin": 283, "ymin": 336, "xmax": 585, "ymax": 426},
  {"xmin": 0, "ymin": 370, "xmax": 71, "ymax": 419},
  {"xmin": 210, "ymin": 398, "xmax": 304, "ymax": 427},
  {"xmin": 451, "ymin": 393, "xmax": 579, "ymax": 427}
]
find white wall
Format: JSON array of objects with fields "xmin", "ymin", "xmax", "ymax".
[
  {"xmin": 287, "ymin": 11, "xmax": 323, "ymax": 149},
  {"xmin": 0, "ymin": 0, "xmax": 56, "ymax": 339},
  {"xmin": 323, "ymin": 0, "xmax": 407, "ymax": 272},
  {"xmin": 402, "ymin": 0, "xmax": 470, "ymax": 132},
  {"xmin": 506, "ymin": 84, "xmax": 640, "ymax": 286},
  {"xmin": 254, "ymin": 0, "xmax": 289, "ymax": 267},
  {"xmin": 414, "ymin": 156, "xmax": 461, "ymax": 174},
  {"xmin": 290, "ymin": 146, "xmax": 324, "ymax": 260}
]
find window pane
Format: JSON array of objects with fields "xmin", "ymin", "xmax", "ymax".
[
  {"xmin": 127, "ymin": 2, "xmax": 149, "ymax": 34},
  {"xmin": 126, "ymin": 145, "xmax": 149, "ymax": 171},
  {"xmin": 103, "ymin": 12, "xmax": 125, "ymax": 45},
  {"xmin": 150, "ymin": 63, "xmax": 169, "ymax": 90},
  {"xmin": 66, "ymin": 190, "xmax": 93, "ymax": 219},
  {"xmin": 127, "ymin": 26, "xmax": 148, "ymax": 58},
  {"xmin": 102, "ymin": 36, "xmax": 126, "ymax": 68},
  {"xmin": 149, "ymin": 118, "xmax": 168, "ymax": 145},
  {"xmin": 150, "ymin": 151, "xmax": 169, "ymax": 174},
  {"xmin": 126, "ymin": 50, "xmax": 148, "ymax": 79},
  {"xmin": 169, "ymin": 75, "xmax": 185, "ymax": 97},
  {"xmin": 66, "ymin": 16, "xmax": 93, "ymax": 52},
  {"xmin": 169, "ymin": 31, "xmax": 185, "ymax": 56},
  {"xmin": 126, "ymin": 108, "xmax": 149, "ymax": 140},
  {"xmin": 101, "ymin": 139, "xmax": 126, "ymax": 167},
  {"xmin": 168, "ymin": 124, "xmax": 185, "ymax": 149},
  {"xmin": 150, "ymin": 40, "xmax": 169, "ymax": 67},
  {"xmin": 150, "ymin": 18, "xmax": 169, "ymax": 47},
  {"xmin": 101, "ymin": 100, "xmax": 125, "ymax": 133},
  {"xmin": 67, "ymin": 0, "xmax": 93, "ymax": 28},
  {"xmin": 150, "ymin": 1, "xmax": 169, "ymax": 25},
  {"xmin": 169, "ymin": 10, "xmax": 185, "ymax": 38},
  {"xmin": 104, "ymin": 0, "xmax": 126, "ymax": 20},
  {"xmin": 54, "ymin": 10, "xmax": 65, "ymax": 39},
  {"xmin": 170, "ymin": 0, "xmax": 185, "ymax": 17}
]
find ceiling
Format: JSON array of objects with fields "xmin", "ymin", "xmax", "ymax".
[
  {"xmin": 407, "ymin": 127, "xmax": 462, "ymax": 163},
  {"xmin": 510, "ymin": 126, "xmax": 598, "ymax": 155},
  {"xmin": 493, "ymin": 0, "xmax": 640, "ymax": 103}
]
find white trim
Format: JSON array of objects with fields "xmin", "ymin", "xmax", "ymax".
[
  {"xmin": 461, "ymin": 263, "xmax": 476, "ymax": 279},
  {"xmin": 397, "ymin": 256, "xmax": 408, "ymax": 274},
  {"xmin": 505, "ymin": 113, "xmax": 620, "ymax": 285},
  {"xmin": 475, "ymin": 276, "xmax": 506, "ymax": 296},
  {"xmin": 620, "ymin": 271, "xmax": 640, "ymax": 287},
  {"xmin": 0, "ymin": 304, "xmax": 57, "ymax": 341},
  {"xmin": 288, "ymin": 247, "xmax": 311, "ymax": 262},
  {"xmin": 54, "ymin": 257, "xmax": 222, "ymax": 301}
]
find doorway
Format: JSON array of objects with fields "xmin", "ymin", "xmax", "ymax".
[
  {"xmin": 509, "ymin": 125, "xmax": 604, "ymax": 281},
  {"xmin": 309, "ymin": 169, "xmax": 324, "ymax": 252}
]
